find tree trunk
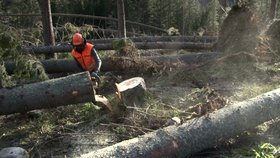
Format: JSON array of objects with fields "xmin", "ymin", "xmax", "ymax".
[
  {"xmin": 91, "ymin": 36, "xmax": 217, "ymax": 44},
  {"xmin": 37, "ymin": 0, "xmax": 56, "ymax": 59},
  {"xmin": 79, "ymin": 87, "xmax": 280, "ymax": 158},
  {"xmin": 269, "ymin": 0, "xmax": 277, "ymax": 20},
  {"xmin": 22, "ymin": 42, "xmax": 214, "ymax": 54},
  {"xmin": 0, "ymin": 72, "xmax": 95, "ymax": 115},
  {"xmin": 5, "ymin": 53, "xmax": 219, "ymax": 74},
  {"xmin": 136, "ymin": 42, "xmax": 213, "ymax": 50},
  {"xmin": 117, "ymin": 0, "xmax": 126, "ymax": 38}
]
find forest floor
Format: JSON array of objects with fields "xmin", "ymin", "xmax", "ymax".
[{"xmin": 1, "ymin": 50, "xmax": 280, "ymax": 158}]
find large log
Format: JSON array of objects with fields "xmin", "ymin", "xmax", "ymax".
[
  {"xmin": 22, "ymin": 42, "xmax": 214, "ymax": 54},
  {"xmin": 5, "ymin": 53, "xmax": 219, "ymax": 74},
  {"xmin": 92, "ymin": 36, "xmax": 218, "ymax": 44},
  {"xmin": 78, "ymin": 87, "xmax": 280, "ymax": 158},
  {"xmin": 0, "ymin": 72, "xmax": 95, "ymax": 115}
]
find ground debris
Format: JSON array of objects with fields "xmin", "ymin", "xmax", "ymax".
[{"xmin": 186, "ymin": 85, "xmax": 228, "ymax": 116}]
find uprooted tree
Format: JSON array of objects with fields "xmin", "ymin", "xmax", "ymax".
[{"xmin": 215, "ymin": 4, "xmax": 259, "ymax": 54}]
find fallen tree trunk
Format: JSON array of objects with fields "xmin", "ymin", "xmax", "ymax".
[
  {"xmin": 0, "ymin": 72, "xmax": 95, "ymax": 115},
  {"xmin": 79, "ymin": 88, "xmax": 280, "ymax": 158},
  {"xmin": 22, "ymin": 42, "xmax": 213, "ymax": 54},
  {"xmin": 92, "ymin": 36, "xmax": 218, "ymax": 44},
  {"xmin": 5, "ymin": 53, "xmax": 219, "ymax": 74},
  {"xmin": 136, "ymin": 42, "xmax": 213, "ymax": 50}
]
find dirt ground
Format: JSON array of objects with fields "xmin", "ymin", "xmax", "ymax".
[
  {"xmin": 2, "ymin": 3, "xmax": 280, "ymax": 157},
  {"xmin": 1, "ymin": 54, "xmax": 280, "ymax": 158}
]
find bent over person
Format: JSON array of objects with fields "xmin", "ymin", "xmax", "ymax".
[
  {"xmin": 71, "ymin": 33, "xmax": 111, "ymax": 111},
  {"xmin": 71, "ymin": 32, "xmax": 102, "ymax": 76}
]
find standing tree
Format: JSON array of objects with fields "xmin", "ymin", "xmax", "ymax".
[
  {"xmin": 37, "ymin": 0, "xmax": 56, "ymax": 59},
  {"xmin": 117, "ymin": 0, "xmax": 127, "ymax": 38}
]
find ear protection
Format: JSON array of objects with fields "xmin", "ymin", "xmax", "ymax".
[
  {"xmin": 71, "ymin": 32, "xmax": 87, "ymax": 46},
  {"xmin": 71, "ymin": 37, "xmax": 86, "ymax": 46}
]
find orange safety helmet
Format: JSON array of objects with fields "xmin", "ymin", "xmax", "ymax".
[{"xmin": 72, "ymin": 33, "xmax": 84, "ymax": 45}]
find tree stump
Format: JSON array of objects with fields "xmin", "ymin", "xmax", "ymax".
[{"xmin": 115, "ymin": 77, "xmax": 146, "ymax": 107}]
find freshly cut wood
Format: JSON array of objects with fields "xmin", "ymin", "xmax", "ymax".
[
  {"xmin": 22, "ymin": 42, "xmax": 213, "ymax": 54},
  {"xmin": 115, "ymin": 77, "xmax": 146, "ymax": 106},
  {"xmin": 5, "ymin": 53, "xmax": 219, "ymax": 74},
  {"xmin": 0, "ymin": 72, "xmax": 95, "ymax": 115},
  {"xmin": 79, "ymin": 87, "xmax": 280, "ymax": 158},
  {"xmin": 95, "ymin": 95, "xmax": 113, "ymax": 112}
]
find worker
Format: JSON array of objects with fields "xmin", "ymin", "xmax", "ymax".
[
  {"xmin": 71, "ymin": 32, "xmax": 102, "ymax": 78},
  {"xmin": 71, "ymin": 33, "xmax": 111, "ymax": 111}
]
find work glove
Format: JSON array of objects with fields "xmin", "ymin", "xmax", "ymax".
[{"xmin": 91, "ymin": 71, "xmax": 101, "ymax": 86}]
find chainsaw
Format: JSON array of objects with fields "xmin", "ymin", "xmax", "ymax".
[
  {"xmin": 90, "ymin": 72, "xmax": 101, "ymax": 88},
  {"xmin": 90, "ymin": 72, "xmax": 113, "ymax": 112}
]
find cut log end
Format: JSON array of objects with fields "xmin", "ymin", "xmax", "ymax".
[
  {"xmin": 95, "ymin": 94, "xmax": 113, "ymax": 112},
  {"xmin": 0, "ymin": 72, "xmax": 96, "ymax": 115},
  {"xmin": 115, "ymin": 77, "xmax": 147, "ymax": 107}
]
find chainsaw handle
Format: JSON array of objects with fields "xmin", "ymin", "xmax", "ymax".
[{"xmin": 90, "ymin": 72, "xmax": 101, "ymax": 85}]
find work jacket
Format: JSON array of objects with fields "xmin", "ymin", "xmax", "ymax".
[{"xmin": 71, "ymin": 43, "xmax": 96, "ymax": 71}]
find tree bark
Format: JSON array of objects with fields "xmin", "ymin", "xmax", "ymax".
[
  {"xmin": 269, "ymin": 0, "xmax": 277, "ymax": 20},
  {"xmin": 0, "ymin": 72, "xmax": 95, "ymax": 115},
  {"xmin": 37, "ymin": 0, "xmax": 56, "ymax": 59},
  {"xmin": 22, "ymin": 42, "xmax": 214, "ymax": 54},
  {"xmin": 79, "ymin": 87, "xmax": 280, "ymax": 158},
  {"xmin": 92, "ymin": 36, "xmax": 217, "ymax": 44},
  {"xmin": 5, "ymin": 53, "xmax": 219, "ymax": 74},
  {"xmin": 117, "ymin": 0, "xmax": 126, "ymax": 38}
]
